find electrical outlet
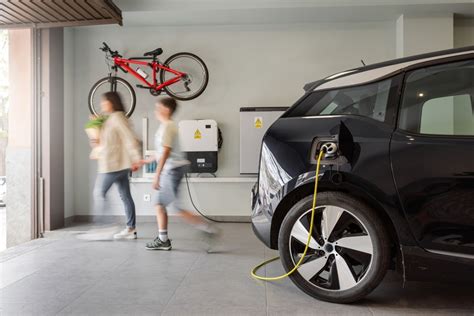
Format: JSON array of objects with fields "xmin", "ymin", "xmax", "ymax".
[{"xmin": 144, "ymin": 194, "xmax": 151, "ymax": 202}]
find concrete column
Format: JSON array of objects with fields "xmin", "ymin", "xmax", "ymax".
[
  {"xmin": 6, "ymin": 29, "xmax": 33, "ymax": 247},
  {"xmin": 40, "ymin": 28, "xmax": 65, "ymax": 230},
  {"xmin": 396, "ymin": 14, "xmax": 454, "ymax": 58}
]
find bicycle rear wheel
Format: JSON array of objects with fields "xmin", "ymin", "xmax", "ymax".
[
  {"xmin": 160, "ymin": 53, "xmax": 209, "ymax": 101},
  {"xmin": 88, "ymin": 76, "xmax": 136, "ymax": 117}
]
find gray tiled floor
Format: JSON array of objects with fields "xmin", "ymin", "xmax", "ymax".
[
  {"xmin": 0, "ymin": 207, "xmax": 5, "ymax": 252},
  {"xmin": 1, "ymin": 221, "xmax": 473, "ymax": 316}
]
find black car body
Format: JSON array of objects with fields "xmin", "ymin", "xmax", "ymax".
[{"xmin": 251, "ymin": 46, "xmax": 474, "ymax": 302}]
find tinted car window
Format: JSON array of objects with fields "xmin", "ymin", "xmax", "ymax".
[
  {"xmin": 286, "ymin": 79, "xmax": 392, "ymax": 122},
  {"xmin": 399, "ymin": 59, "xmax": 474, "ymax": 136}
]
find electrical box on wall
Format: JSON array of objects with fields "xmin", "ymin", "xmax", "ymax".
[
  {"xmin": 179, "ymin": 120, "xmax": 218, "ymax": 173},
  {"xmin": 240, "ymin": 107, "xmax": 289, "ymax": 174}
]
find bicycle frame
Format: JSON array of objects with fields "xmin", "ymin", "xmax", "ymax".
[{"xmin": 113, "ymin": 56, "xmax": 186, "ymax": 91}]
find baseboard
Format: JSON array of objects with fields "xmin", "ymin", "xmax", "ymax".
[
  {"xmin": 65, "ymin": 215, "xmax": 250, "ymax": 226},
  {"xmin": 64, "ymin": 216, "xmax": 75, "ymax": 227}
]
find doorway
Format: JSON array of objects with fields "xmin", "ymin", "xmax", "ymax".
[
  {"xmin": 1, "ymin": 28, "xmax": 34, "ymax": 251},
  {"xmin": 0, "ymin": 29, "xmax": 8, "ymax": 251}
]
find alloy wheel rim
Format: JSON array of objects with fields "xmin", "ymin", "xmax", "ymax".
[{"xmin": 289, "ymin": 205, "xmax": 373, "ymax": 291}]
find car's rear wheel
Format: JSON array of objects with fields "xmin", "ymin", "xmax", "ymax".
[{"xmin": 278, "ymin": 192, "xmax": 390, "ymax": 303}]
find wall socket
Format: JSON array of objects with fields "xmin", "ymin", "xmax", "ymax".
[{"xmin": 143, "ymin": 194, "xmax": 151, "ymax": 202}]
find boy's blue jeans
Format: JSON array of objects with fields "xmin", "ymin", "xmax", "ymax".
[{"xmin": 94, "ymin": 169, "xmax": 136, "ymax": 228}]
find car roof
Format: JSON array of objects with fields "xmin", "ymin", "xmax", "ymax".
[{"xmin": 304, "ymin": 46, "xmax": 474, "ymax": 92}]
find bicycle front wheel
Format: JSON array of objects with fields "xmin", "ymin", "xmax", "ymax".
[
  {"xmin": 88, "ymin": 76, "xmax": 136, "ymax": 117},
  {"xmin": 160, "ymin": 53, "xmax": 209, "ymax": 101}
]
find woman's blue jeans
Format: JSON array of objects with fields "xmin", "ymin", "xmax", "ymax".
[{"xmin": 94, "ymin": 169, "xmax": 136, "ymax": 228}]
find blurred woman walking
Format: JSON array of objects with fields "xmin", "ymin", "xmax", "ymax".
[{"xmin": 91, "ymin": 91, "xmax": 142, "ymax": 239}]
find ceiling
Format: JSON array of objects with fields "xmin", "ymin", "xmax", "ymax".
[
  {"xmin": 115, "ymin": 0, "xmax": 474, "ymax": 26},
  {"xmin": 0, "ymin": 0, "xmax": 122, "ymax": 28}
]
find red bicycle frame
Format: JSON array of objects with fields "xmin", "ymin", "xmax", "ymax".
[{"xmin": 113, "ymin": 56, "xmax": 186, "ymax": 91}]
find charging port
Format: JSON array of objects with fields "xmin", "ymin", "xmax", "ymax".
[
  {"xmin": 310, "ymin": 137, "xmax": 347, "ymax": 166},
  {"xmin": 320, "ymin": 142, "xmax": 338, "ymax": 158}
]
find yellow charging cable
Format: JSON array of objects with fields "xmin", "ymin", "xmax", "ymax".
[{"xmin": 251, "ymin": 149, "xmax": 325, "ymax": 281}]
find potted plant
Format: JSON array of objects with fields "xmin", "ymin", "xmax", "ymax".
[{"xmin": 84, "ymin": 115, "xmax": 107, "ymax": 159}]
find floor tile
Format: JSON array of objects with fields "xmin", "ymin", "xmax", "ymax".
[
  {"xmin": 1, "ymin": 222, "xmax": 473, "ymax": 316},
  {"xmin": 59, "ymin": 303, "xmax": 162, "ymax": 316}
]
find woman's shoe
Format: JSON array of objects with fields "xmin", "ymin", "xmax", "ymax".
[{"xmin": 113, "ymin": 227, "xmax": 137, "ymax": 240}]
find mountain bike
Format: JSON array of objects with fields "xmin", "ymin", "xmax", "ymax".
[{"xmin": 88, "ymin": 42, "xmax": 209, "ymax": 117}]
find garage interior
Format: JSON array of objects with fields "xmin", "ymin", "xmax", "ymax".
[{"xmin": 1, "ymin": 0, "xmax": 474, "ymax": 315}]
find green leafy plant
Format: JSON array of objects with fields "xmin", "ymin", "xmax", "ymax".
[{"xmin": 85, "ymin": 115, "xmax": 107, "ymax": 129}]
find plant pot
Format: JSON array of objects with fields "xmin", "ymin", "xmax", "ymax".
[{"xmin": 85, "ymin": 127, "xmax": 100, "ymax": 141}]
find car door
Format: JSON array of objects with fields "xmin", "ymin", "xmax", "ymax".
[{"xmin": 391, "ymin": 58, "xmax": 474, "ymax": 257}]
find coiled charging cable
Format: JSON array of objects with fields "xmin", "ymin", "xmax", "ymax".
[{"xmin": 251, "ymin": 149, "xmax": 325, "ymax": 281}]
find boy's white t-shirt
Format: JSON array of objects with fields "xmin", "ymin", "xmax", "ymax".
[{"xmin": 155, "ymin": 120, "xmax": 189, "ymax": 170}]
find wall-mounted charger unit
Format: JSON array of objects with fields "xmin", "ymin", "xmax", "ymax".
[{"xmin": 179, "ymin": 119, "xmax": 218, "ymax": 173}]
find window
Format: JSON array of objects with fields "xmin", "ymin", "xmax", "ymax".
[
  {"xmin": 285, "ymin": 79, "xmax": 392, "ymax": 122},
  {"xmin": 399, "ymin": 59, "xmax": 474, "ymax": 136}
]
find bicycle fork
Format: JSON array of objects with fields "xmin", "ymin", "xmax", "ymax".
[{"xmin": 108, "ymin": 73, "xmax": 117, "ymax": 92}]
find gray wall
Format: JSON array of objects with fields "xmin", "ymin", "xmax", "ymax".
[
  {"xmin": 66, "ymin": 18, "xmax": 474, "ymax": 218},
  {"xmin": 41, "ymin": 28, "xmax": 65, "ymax": 230},
  {"xmin": 454, "ymin": 18, "xmax": 474, "ymax": 48},
  {"xmin": 68, "ymin": 21, "xmax": 396, "ymax": 217},
  {"xmin": 64, "ymin": 28, "xmax": 75, "ymax": 221}
]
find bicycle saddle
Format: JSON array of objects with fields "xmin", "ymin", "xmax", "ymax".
[{"xmin": 144, "ymin": 48, "xmax": 163, "ymax": 57}]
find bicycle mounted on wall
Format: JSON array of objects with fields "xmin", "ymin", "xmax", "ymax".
[{"xmin": 88, "ymin": 42, "xmax": 209, "ymax": 117}]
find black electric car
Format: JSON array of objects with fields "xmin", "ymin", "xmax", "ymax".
[{"xmin": 252, "ymin": 46, "xmax": 474, "ymax": 303}]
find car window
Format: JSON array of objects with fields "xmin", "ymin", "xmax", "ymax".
[
  {"xmin": 399, "ymin": 59, "xmax": 474, "ymax": 136},
  {"xmin": 285, "ymin": 79, "xmax": 392, "ymax": 122}
]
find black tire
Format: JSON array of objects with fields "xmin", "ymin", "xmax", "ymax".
[
  {"xmin": 88, "ymin": 76, "xmax": 136, "ymax": 117},
  {"xmin": 278, "ymin": 192, "xmax": 390, "ymax": 303},
  {"xmin": 160, "ymin": 52, "xmax": 209, "ymax": 101}
]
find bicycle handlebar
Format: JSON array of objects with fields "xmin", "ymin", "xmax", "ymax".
[
  {"xmin": 101, "ymin": 42, "xmax": 110, "ymax": 52},
  {"xmin": 100, "ymin": 42, "xmax": 121, "ymax": 57}
]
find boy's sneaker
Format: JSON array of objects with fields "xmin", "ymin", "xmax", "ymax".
[
  {"xmin": 201, "ymin": 226, "xmax": 221, "ymax": 253},
  {"xmin": 113, "ymin": 228, "xmax": 137, "ymax": 240},
  {"xmin": 146, "ymin": 237, "xmax": 172, "ymax": 250}
]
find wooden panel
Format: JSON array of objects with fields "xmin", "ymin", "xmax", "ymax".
[
  {"xmin": 0, "ymin": 0, "xmax": 122, "ymax": 28},
  {"xmin": 14, "ymin": 0, "xmax": 48, "ymax": 23},
  {"xmin": 39, "ymin": 0, "xmax": 69, "ymax": 21},
  {"xmin": 0, "ymin": 4, "xmax": 30, "ymax": 23},
  {"xmin": 15, "ymin": 1, "xmax": 52, "ymax": 23},
  {"xmin": 81, "ymin": 0, "xmax": 104, "ymax": 19},
  {"xmin": 61, "ymin": 0, "xmax": 86, "ymax": 20},
  {"xmin": 45, "ymin": 0, "xmax": 76, "ymax": 20},
  {"xmin": 8, "ymin": 1, "xmax": 41, "ymax": 23},
  {"xmin": 29, "ymin": 1, "xmax": 60, "ymax": 21},
  {"xmin": 89, "ymin": 0, "xmax": 119, "ymax": 20},
  {"xmin": 63, "ymin": 0, "xmax": 94, "ymax": 19},
  {"xmin": 0, "ymin": 14, "xmax": 16, "ymax": 23},
  {"xmin": 0, "ymin": 5, "xmax": 26, "ymax": 23}
]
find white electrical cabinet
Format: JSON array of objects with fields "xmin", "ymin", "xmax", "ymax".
[
  {"xmin": 239, "ymin": 107, "xmax": 288, "ymax": 174},
  {"xmin": 179, "ymin": 119, "xmax": 218, "ymax": 173}
]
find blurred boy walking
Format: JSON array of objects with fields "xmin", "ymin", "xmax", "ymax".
[{"xmin": 145, "ymin": 97, "xmax": 217, "ymax": 250}]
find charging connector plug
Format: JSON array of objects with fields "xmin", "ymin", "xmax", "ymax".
[{"xmin": 320, "ymin": 142, "xmax": 338, "ymax": 158}]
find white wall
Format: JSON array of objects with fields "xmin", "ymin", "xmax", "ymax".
[{"xmin": 69, "ymin": 21, "xmax": 396, "ymax": 217}]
